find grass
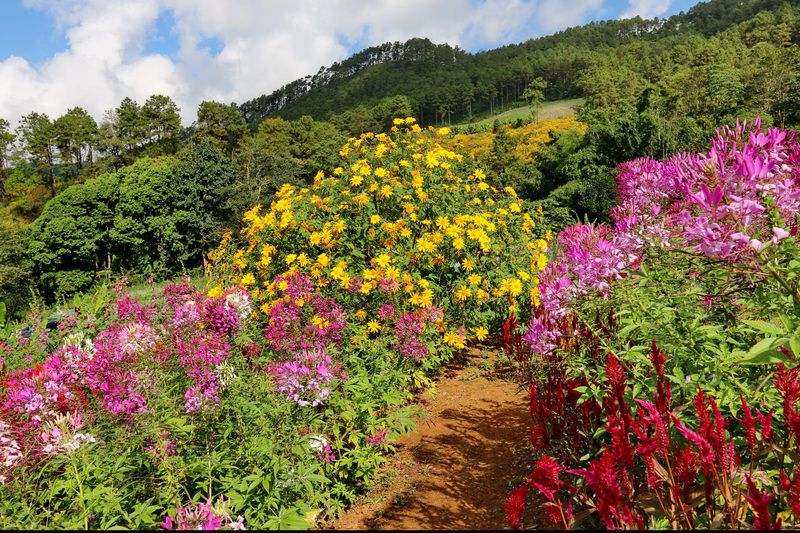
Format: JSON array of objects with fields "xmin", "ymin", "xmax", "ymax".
[{"xmin": 453, "ymin": 98, "xmax": 584, "ymax": 130}]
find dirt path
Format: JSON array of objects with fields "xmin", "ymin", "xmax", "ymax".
[{"xmin": 330, "ymin": 348, "xmax": 531, "ymax": 530}]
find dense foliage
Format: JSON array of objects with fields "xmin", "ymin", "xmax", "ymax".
[
  {"xmin": 0, "ymin": 123, "xmax": 548, "ymax": 529},
  {"xmin": 506, "ymin": 119, "xmax": 800, "ymax": 529}
]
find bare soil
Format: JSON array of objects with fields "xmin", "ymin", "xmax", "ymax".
[{"xmin": 328, "ymin": 348, "xmax": 532, "ymax": 530}]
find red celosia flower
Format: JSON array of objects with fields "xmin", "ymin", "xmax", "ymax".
[
  {"xmin": 787, "ymin": 470, "xmax": 800, "ymax": 517},
  {"xmin": 757, "ymin": 409, "xmax": 774, "ymax": 443},
  {"xmin": 744, "ymin": 476, "xmax": 781, "ymax": 530},
  {"xmin": 673, "ymin": 445, "xmax": 698, "ymax": 499},
  {"xmin": 503, "ymin": 484, "xmax": 529, "ymax": 530},
  {"xmin": 740, "ymin": 396, "xmax": 757, "ymax": 457},
  {"xmin": 528, "ymin": 456, "xmax": 567, "ymax": 502}
]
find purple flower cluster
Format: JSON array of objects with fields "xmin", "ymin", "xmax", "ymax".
[
  {"xmin": 366, "ymin": 428, "xmax": 389, "ymax": 445},
  {"xmin": 162, "ymin": 496, "xmax": 245, "ymax": 530},
  {"xmin": 612, "ymin": 118, "xmax": 800, "ymax": 260},
  {"xmin": 268, "ymin": 347, "xmax": 346, "ymax": 407},
  {"xmin": 392, "ymin": 306, "xmax": 443, "ymax": 361},
  {"xmin": 263, "ymin": 273, "xmax": 346, "ymax": 354},
  {"xmin": 525, "ymin": 119, "xmax": 800, "ymax": 356},
  {"xmin": 0, "ymin": 280, "xmax": 252, "ymax": 481}
]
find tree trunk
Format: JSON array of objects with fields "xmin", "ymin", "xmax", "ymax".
[{"xmin": 0, "ymin": 170, "xmax": 7, "ymax": 205}]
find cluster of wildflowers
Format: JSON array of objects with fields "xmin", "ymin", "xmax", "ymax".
[
  {"xmin": 511, "ymin": 120, "xmax": 800, "ymax": 529},
  {"xmin": 262, "ymin": 273, "xmax": 346, "ymax": 354},
  {"xmin": 509, "ymin": 341, "xmax": 800, "ymax": 529},
  {"xmin": 162, "ymin": 497, "xmax": 246, "ymax": 530},
  {"xmin": 0, "ymin": 279, "xmax": 249, "ymax": 484},
  {"xmin": 525, "ymin": 119, "xmax": 800, "ymax": 357},
  {"xmin": 268, "ymin": 347, "xmax": 346, "ymax": 407},
  {"xmin": 307, "ymin": 434, "xmax": 336, "ymax": 464},
  {"xmin": 207, "ymin": 118, "xmax": 551, "ymax": 356},
  {"xmin": 366, "ymin": 428, "xmax": 389, "ymax": 445},
  {"xmin": 0, "ymin": 418, "xmax": 22, "ymax": 485},
  {"xmin": 39, "ymin": 412, "xmax": 97, "ymax": 455},
  {"xmin": 392, "ymin": 306, "xmax": 444, "ymax": 361}
]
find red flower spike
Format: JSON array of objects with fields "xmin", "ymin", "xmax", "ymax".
[
  {"xmin": 671, "ymin": 414, "xmax": 716, "ymax": 466},
  {"xmin": 744, "ymin": 476, "xmax": 781, "ymax": 530},
  {"xmin": 528, "ymin": 456, "xmax": 567, "ymax": 502},
  {"xmin": 788, "ymin": 470, "xmax": 800, "ymax": 517},
  {"xmin": 503, "ymin": 483, "xmax": 529, "ymax": 530},
  {"xmin": 757, "ymin": 410, "xmax": 774, "ymax": 442}
]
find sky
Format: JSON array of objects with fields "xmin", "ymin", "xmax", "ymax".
[{"xmin": 0, "ymin": 0, "xmax": 702, "ymax": 126}]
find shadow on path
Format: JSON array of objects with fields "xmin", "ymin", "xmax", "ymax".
[{"xmin": 332, "ymin": 349, "xmax": 531, "ymax": 530}]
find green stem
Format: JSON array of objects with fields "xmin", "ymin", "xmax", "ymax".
[{"xmin": 70, "ymin": 457, "xmax": 88, "ymax": 530}]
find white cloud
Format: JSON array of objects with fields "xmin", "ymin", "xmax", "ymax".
[
  {"xmin": 536, "ymin": 0, "xmax": 604, "ymax": 32},
  {"xmin": 0, "ymin": 0, "xmax": 615, "ymax": 126},
  {"xmin": 621, "ymin": 0, "xmax": 672, "ymax": 19}
]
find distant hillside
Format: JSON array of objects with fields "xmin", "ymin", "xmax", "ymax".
[{"xmin": 240, "ymin": 0, "xmax": 799, "ymax": 127}]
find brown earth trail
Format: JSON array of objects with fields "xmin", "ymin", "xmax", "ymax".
[{"xmin": 329, "ymin": 348, "xmax": 532, "ymax": 530}]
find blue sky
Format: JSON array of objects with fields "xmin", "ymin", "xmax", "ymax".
[{"xmin": 0, "ymin": 0, "xmax": 703, "ymax": 124}]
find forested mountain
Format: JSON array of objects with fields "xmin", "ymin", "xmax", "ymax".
[{"xmin": 240, "ymin": 0, "xmax": 800, "ymax": 127}]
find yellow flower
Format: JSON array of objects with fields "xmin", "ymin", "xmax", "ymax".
[
  {"xmin": 370, "ymin": 214, "xmax": 382, "ymax": 224},
  {"xmin": 473, "ymin": 327, "xmax": 489, "ymax": 341},
  {"xmin": 468, "ymin": 274, "xmax": 482, "ymax": 285},
  {"xmin": 379, "ymin": 184, "xmax": 393, "ymax": 199},
  {"xmin": 296, "ymin": 253, "xmax": 309, "ymax": 267},
  {"xmin": 207, "ymin": 285, "xmax": 224, "ymax": 298},
  {"xmin": 285, "ymin": 253, "xmax": 297, "ymax": 265},
  {"xmin": 350, "ymin": 175, "xmax": 364, "ymax": 186},
  {"xmin": 454, "ymin": 285, "xmax": 472, "ymax": 301},
  {"xmin": 375, "ymin": 254, "xmax": 392, "ymax": 269},
  {"xmin": 278, "ymin": 280, "xmax": 289, "ymax": 291},
  {"xmin": 317, "ymin": 253, "xmax": 330, "ymax": 267},
  {"xmin": 367, "ymin": 320, "xmax": 381, "ymax": 333},
  {"xmin": 240, "ymin": 273, "xmax": 256, "ymax": 286},
  {"xmin": 311, "ymin": 315, "xmax": 330, "ymax": 329},
  {"xmin": 462, "ymin": 258, "xmax": 475, "ymax": 271},
  {"xmin": 416, "ymin": 238, "xmax": 436, "ymax": 253},
  {"xmin": 507, "ymin": 278, "xmax": 523, "ymax": 297},
  {"xmin": 443, "ymin": 331, "xmax": 466, "ymax": 349},
  {"xmin": 360, "ymin": 281, "xmax": 374, "ymax": 294},
  {"xmin": 355, "ymin": 309, "xmax": 367, "ymax": 321}
]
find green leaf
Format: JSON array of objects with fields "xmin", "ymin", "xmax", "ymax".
[
  {"xmin": 747, "ymin": 336, "xmax": 785, "ymax": 357},
  {"xmin": 743, "ymin": 320, "xmax": 786, "ymax": 335},
  {"xmin": 618, "ymin": 323, "xmax": 639, "ymax": 338},
  {"xmin": 789, "ymin": 335, "xmax": 800, "ymax": 357}
]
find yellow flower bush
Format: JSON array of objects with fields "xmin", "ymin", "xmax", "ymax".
[
  {"xmin": 207, "ymin": 118, "xmax": 550, "ymax": 345},
  {"xmin": 443, "ymin": 116, "xmax": 587, "ymax": 162}
]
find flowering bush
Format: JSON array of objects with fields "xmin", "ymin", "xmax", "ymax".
[
  {"xmin": 206, "ymin": 118, "xmax": 550, "ymax": 350},
  {"xmin": 0, "ymin": 278, "xmax": 391, "ymax": 529},
  {"xmin": 508, "ymin": 342, "xmax": 800, "ymax": 530},
  {"xmin": 509, "ymin": 119, "xmax": 800, "ymax": 528}
]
